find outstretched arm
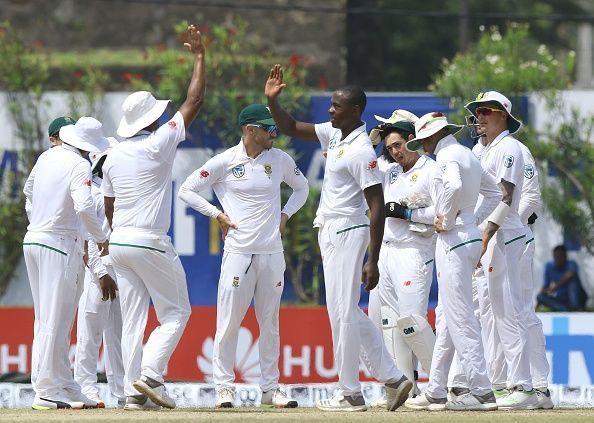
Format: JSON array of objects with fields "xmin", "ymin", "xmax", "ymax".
[
  {"xmin": 265, "ymin": 64, "xmax": 318, "ymax": 141},
  {"xmin": 178, "ymin": 24, "xmax": 206, "ymax": 128}
]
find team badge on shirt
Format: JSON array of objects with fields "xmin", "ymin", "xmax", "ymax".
[
  {"xmin": 264, "ymin": 164, "xmax": 272, "ymax": 176},
  {"xmin": 524, "ymin": 164, "xmax": 535, "ymax": 179},
  {"xmin": 390, "ymin": 169, "xmax": 399, "ymax": 184},
  {"xmin": 232, "ymin": 276, "xmax": 240, "ymax": 288},
  {"xmin": 410, "ymin": 173, "xmax": 418, "ymax": 183},
  {"xmin": 504, "ymin": 155, "xmax": 514, "ymax": 168},
  {"xmin": 336, "ymin": 148, "xmax": 345, "ymax": 159},
  {"xmin": 232, "ymin": 165, "xmax": 245, "ymax": 178}
]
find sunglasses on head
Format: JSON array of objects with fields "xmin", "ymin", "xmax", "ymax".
[
  {"xmin": 475, "ymin": 106, "xmax": 504, "ymax": 116},
  {"xmin": 248, "ymin": 124, "xmax": 279, "ymax": 136}
]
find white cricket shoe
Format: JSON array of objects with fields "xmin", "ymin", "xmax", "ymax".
[
  {"xmin": 123, "ymin": 394, "xmax": 161, "ymax": 410},
  {"xmin": 32, "ymin": 394, "xmax": 85, "ymax": 410},
  {"xmin": 371, "ymin": 396, "xmax": 387, "ymax": 408},
  {"xmin": 446, "ymin": 392, "xmax": 498, "ymax": 411},
  {"xmin": 261, "ymin": 388, "xmax": 298, "ymax": 408},
  {"xmin": 317, "ymin": 392, "xmax": 367, "ymax": 412},
  {"xmin": 405, "ymin": 392, "xmax": 447, "ymax": 410},
  {"xmin": 496, "ymin": 387, "xmax": 538, "ymax": 410},
  {"xmin": 133, "ymin": 376, "xmax": 175, "ymax": 409},
  {"xmin": 535, "ymin": 389, "xmax": 554, "ymax": 410},
  {"xmin": 216, "ymin": 386, "xmax": 235, "ymax": 408},
  {"xmin": 447, "ymin": 387, "xmax": 470, "ymax": 401},
  {"xmin": 63, "ymin": 389, "xmax": 98, "ymax": 409},
  {"xmin": 385, "ymin": 375, "xmax": 413, "ymax": 411},
  {"xmin": 84, "ymin": 392, "xmax": 105, "ymax": 408}
]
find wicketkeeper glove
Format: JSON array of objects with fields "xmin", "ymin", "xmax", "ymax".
[{"xmin": 385, "ymin": 202, "xmax": 412, "ymax": 220}]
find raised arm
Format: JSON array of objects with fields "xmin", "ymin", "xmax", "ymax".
[
  {"xmin": 178, "ymin": 24, "xmax": 206, "ymax": 128},
  {"xmin": 265, "ymin": 64, "xmax": 318, "ymax": 141}
]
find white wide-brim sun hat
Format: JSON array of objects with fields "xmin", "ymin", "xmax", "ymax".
[
  {"xmin": 464, "ymin": 91, "xmax": 522, "ymax": 135},
  {"xmin": 90, "ymin": 137, "xmax": 119, "ymax": 173},
  {"xmin": 117, "ymin": 91, "xmax": 170, "ymax": 138},
  {"xmin": 59, "ymin": 116, "xmax": 111, "ymax": 153},
  {"xmin": 369, "ymin": 109, "xmax": 419, "ymax": 145},
  {"xmin": 406, "ymin": 112, "xmax": 463, "ymax": 152}
]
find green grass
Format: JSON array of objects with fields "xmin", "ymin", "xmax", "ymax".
[{"xmin": 1, "ymin": 408, "xmax": 594, "ymax": 423}]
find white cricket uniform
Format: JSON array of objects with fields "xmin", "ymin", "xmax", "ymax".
[
  {"xmin": 23, "ymin": 145, "xmax": 108, "ymax": 399},
  {"xmin": 102, "ymin": 111, "xmax": 191, "ymax": 396},
  {"xmin": 376, "ymin": 156, "xmax": 439, "ymax": 383},
  {"xmin": 425, "ymin": 135, "xmax": 492, "ymax": 398},
  {"xmin": 74, "ymin": 176, "xmax": 125, "ymax": 401},
  {"xmin": 473, "ymin": 130, "xmax": 533, "ymax": 391},
  {"xmin": 314, "ymin": 122, "xmax": 403, "ymax": 396},
  {"xmin": 178, "ymin": 139, "xmax": 308, "ymax": 392}
]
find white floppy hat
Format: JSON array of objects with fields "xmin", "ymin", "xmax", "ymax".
[
  {"xmin": 117, "ymin": 91, "xmax": 170, "ymax": 138},
  {"xmin": 406, "ymin": 112, "xmax": 463, "ymax": 152},
  {"xmin": 464, "ymin": 91, "xmax": 522, "ymax": 134},
  {"xmin": 369, "ymin": 109, "xmax": 419, "ymax": 145},
  {"xmin": 90, "ymin": 137, "xmax": 119, "ymax": 173},
  {"xmin": 59, "ymin": 117, "xmax": 111, "ymax": 153}
]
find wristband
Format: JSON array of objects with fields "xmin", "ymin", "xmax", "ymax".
[{"xmin": 487, "ymin": 202, "xmax": 511, "ymax": 227}]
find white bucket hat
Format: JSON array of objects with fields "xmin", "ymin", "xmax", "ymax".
[
  {"xmin": 369, "ymin": 109, "xmax": 419, "ymax": 145},
  {"xmin": 464, "ymin": 91, "xmax": 522, "ymax": 134},
  {"xmin": 117, "ymin": 91, "xmax": 170, "ymax": 138},
  {"xmin": 90, "ymin": 137, "xmax": 119, "ymax": 173},
  {"xmin": 406, "ymin": 112, "xmax": 463, "ymax": 152},
  {"xmin": 59, "ymin": 117, "xmax": 111, "ymax": 153}
]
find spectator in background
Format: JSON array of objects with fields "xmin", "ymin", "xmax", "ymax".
[{"xmin": 538, "ymin": 245, "xmax": 588, "ymax": 311}]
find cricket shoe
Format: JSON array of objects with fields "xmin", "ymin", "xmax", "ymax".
[
  {"xmin": 405, "ymin": 392, "xmax": 447, "ymax": 411},
  {"xmin": 496, "ymin": 387, "xmax": 538, "ymax": 410},
  {"xmin": 216, "ymin": 386, "xmax": 235, "ymax": 408},
  {"xmin": 385, "ymin": 375, "xmax": 413, "ymax": 411},
  {"xmin": 317, "ymin": 392, "xmax": 367, "ymax": 412},
  {"xmin": 446, "ymin": 391, "xmax": 498, "ymax": 411},
  {"xmin": 123, "ymin": 394, "xmax": 161, "ymax": 410},
  {"xmin": 447, "ymin": 387, "xmax": 470, "ymax": 401},
  {"xmin": 32, "ymin": 394, "xmax": 85, "ymax": 410},
  {"xmin": 371, "ymin": 396, "xmax": 387, "ymax": 408},
  {"xmin": 63, "ymin": 389, "xmax": 99, "ymax": 408},
  {"xmin": 534, "ymin": 389, "xmax": 554, "ymax": 410},
  {"xmin": 261, "ymin": 388, "xmax": 298, "ymax": 408},
  {"xmin": 84, "ymin": 392, "xmax": 105, "ymax": 408},
  {"xmin": 117, "ymin": 398, "xmax": 127, "ymax": 409},
  {"xmin": 493, "ymin": 388, "xmax": 511, "ymax": 400},
  {"xmin": 133, "ymin": 375, "xmax": 175, "ymax": 409}
]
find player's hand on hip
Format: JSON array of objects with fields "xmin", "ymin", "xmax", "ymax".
[
  {"xmin": 362, "ymin": 261, "xmax": 380, "ymax": 292},
  {"xmin": 216, "ymin": 212, "xmax": 238, "ymax": 240},
  {"xmin": 265, "ymin": 64, "xmax": 286, "ymax": 100},
  {"xmin": 99, "ymin": 274, "xmax": 118, "ymax": 302},
  {"xmin": 97, "ymin": 240, "xmax": 109, "ymax": 256},
  {"xmin": 182, "ymin": 24, "xmax": 205, "ymax": 55},
  {"xmin": 279, "ymin": 212, "xmax": 289, "ymax": 235}
]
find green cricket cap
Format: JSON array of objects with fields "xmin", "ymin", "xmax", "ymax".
[
  {"xmin": 238, "ymin": 104, "xmax": 276, "ymax": 126},
  {"xmin": 48, "ymin": 116, "xmax": 77, "ymax": 137}
]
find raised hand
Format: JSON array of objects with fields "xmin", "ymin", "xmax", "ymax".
[
  {"xmin": 265, "ymin": 64, "xmax": 287, "ymax": 100},
  {"xmin": 182, "ymin": 24, "xmax": 205, "ymax": 55}
]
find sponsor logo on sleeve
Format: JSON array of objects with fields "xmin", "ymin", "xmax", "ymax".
[
  {"xmin": 232, "ymin": 165, "xmax": 245, "ymax": 178},
  {"xmin": 200, "ymin": 169, "xmax": 209, "ymax": 178},
  {"xmin": 367, "ymin": 160, "xmax": 378, "ymax": 170},
  {"xmin": 504, "ymin": 155, "xmax": 514, "ymax": 168},
  {"xmin": 83, "ymin": 179, "xmax": 92, "ymax": 187},
  {"xmin": 168, "ymin": 121, "xmax": 177, "ymax": 129},
  {"xmin": 524, "ymin": 164, "xmax": 535, "ymax": 179},
  {"xmin": 294, "ymin": 166, "xmax": 302, "ymax": 175}
]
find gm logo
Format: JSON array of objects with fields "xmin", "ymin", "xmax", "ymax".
[{"xmin": 403, "ymin": 326, "xmax": 415, "ymax": 335}]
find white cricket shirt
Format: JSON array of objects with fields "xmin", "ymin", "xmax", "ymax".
[
  {"xmin": 23, "ymin": 145, "xmax": 108, "ymax": 243},
  {"xmin": 314, "ymin": 122, "xmax": 382, "ymax": 222},
  {"xmin": 178, "ymin": 139, "xmax": 309, "ymax": 254},
  {"xmin": 518, "ymin": 142, "xmax": 541, "ymax": 225},
  {"xmin": 102, "ymin": 111, "xmax": 186, "ymax": 234}
]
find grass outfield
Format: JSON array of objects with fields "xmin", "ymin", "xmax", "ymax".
[{"xmin": 1, "ymin": 408, "xmax": 594, "ymax": 423}]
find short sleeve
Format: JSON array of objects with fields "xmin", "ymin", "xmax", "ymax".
[
  {"xmin": 568, "ymin": 261, "xmax": 578, "ymax": 273},
  {"xmin": 101, "ymin": 156, "xmax": 114, "ymax": 197},
  {"xmin": 314, "ymin": 122, "xmax": 335, "ymax": 153},
  {"xmin": 347, "ymin": 146, "xmax": 382, "ymax": 190},
  {"xmin": 146, "ymin": 111, "xmax": 186, "ymax": 163},
  {"xmin": 494, "ymin": 140, "xmax": 523, "ymax": 186}
]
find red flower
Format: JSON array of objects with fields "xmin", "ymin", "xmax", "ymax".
[
  {"xmin": 122, "ymin": 72, "xmax": 132, "ymax": 82},
  {"xmin": 200, "ymin": 169, "xmax": 209, "ymax": 178},
  {"xmin": 73, "ymin": 71, "xmax": 83, "ymax": 80},
  {"xmin": 33, "ymin": 39, "xmax": 44, "ymax": 49},
  {"xmin": 196, "ymin": 25, "xmax": 210, "ymax": 34},
  {"xmin": 289, "ymin": 54, "xmax": 302, "ymax": 67},
  {"xmin": 319, "ymin": 76, "xmax": 329, "ymax": 90},
  {"xmin": 155, "ymin": 43, "xmax": 167, "ymax": 52}
]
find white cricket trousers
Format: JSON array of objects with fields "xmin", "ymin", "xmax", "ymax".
[
  {"xmin": 109, "ymin": 229, "xmax": 191, "ymax": 397},
  {"xmin": 74, "ymin": 265, "xmax": 125, "ymax": 400},
  {"xmin": 318, "ymin": 215, "xmax": 402, "ymax": 396},
  {"xmin": 23, "ymin": 231, "xmax": 84, "ymax": 399},
  {"xmin": 479, "ymin": 228, "xmax": 533, "ymax": 391},
  {"xmin": 213, "ymin": 252, "xmax": 285, "ymax": 392},
  {"xmin": 426, "ymin": 225, "xmax": 491, "ymax": 398}
]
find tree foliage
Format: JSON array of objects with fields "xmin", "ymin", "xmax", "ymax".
[{"xmin": 432, "ymin": 23, "xmax": 594, "ymax": 254}]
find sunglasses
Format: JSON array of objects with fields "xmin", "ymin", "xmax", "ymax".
[
  {"xmin": 248, "ymin": 124, "xmax": 279, "ymax": 136},
  {"xmin": 475, "ymin": 106, "xmax": 505, "ymax": 116}
]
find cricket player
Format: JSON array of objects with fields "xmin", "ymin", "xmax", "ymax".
[
  {"xmin": 464, "ymin": 91, "xmax": 537, "ymax": 409},
  {"xmin": 369, "ymin": 112, "xmax": 438, "ymax": 399},
  {"xmin": 178, "ymin": 104, "xmax": 308, "ymax": 408},
  {"xmin": 265, "ymin": 64, "xmax": 412, "ymax": 412},
  {"xmin": 74, "ymin": 138, "xmax": 125, "ymax": 408},
  {"xmin": 23, "ymin": 117, "xmax": 110, "ymax": 410},
  {"xmin": 403, "ymin": 112, "xmax": 497, "ymax": 411},
  {"xmin": 101, "ymin": 24, "xmax": 205, "ymax": 410}
]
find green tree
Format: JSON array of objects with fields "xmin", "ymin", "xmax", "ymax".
[{"xmin": 432, "ymin": 24, "xmax": 594, "ymax": 254}]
